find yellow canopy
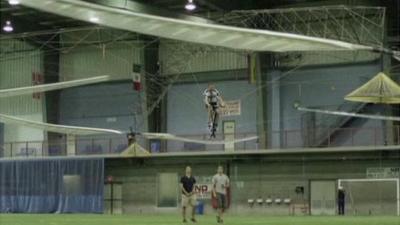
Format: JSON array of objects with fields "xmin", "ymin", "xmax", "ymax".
[
  {"xmin": 345, "ymin": 72, "xmax": 400, "ymax": 104},
  {"xmin": 120, "ymin": 143, "xmax": 151, "ymax": 157}
]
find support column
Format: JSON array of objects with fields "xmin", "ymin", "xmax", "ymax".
[
  {"xmin": 143, "ymin": 38, "xmax": 168, "ymax": 152},
  {"xmin": 382, "ymin": 52, "xmax": 394, "ymax": 145},
  {"xmin": 144, "ymin": 38, "xmax": 162, "ymax": 133},
  {"xmin": 267, "ymin": 70, "xmax": 282, "ymax": 148},
  {"xmin": 43, "ymin": 34, "xmax": 62, "ymax": 154},
  {"xmin": 66, "ymin": 134, "xmax": 76, "ymax": 156},
  {"xmin": 255, "ymin": 53, "xmax": 269, "ymax": 149}
]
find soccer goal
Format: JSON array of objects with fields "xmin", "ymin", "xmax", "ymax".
[{"xmin": 337, "ymin": 178, "xmax": 399, "ymax": 216}]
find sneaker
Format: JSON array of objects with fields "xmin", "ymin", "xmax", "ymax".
[{"xmin": 191, "ymin": 218, "xmax": 197, "ymax": 223}]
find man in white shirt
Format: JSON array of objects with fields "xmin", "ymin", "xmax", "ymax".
[{"xmin": 212, "ymin": 166, "xmax": 230, "ymax": 223}]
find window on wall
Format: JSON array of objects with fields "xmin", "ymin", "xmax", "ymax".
[
  {"xmin": 157, "ymin": 173, "xmax": 178, "ymax": 207},
  {"xmin": 63, "ymin": 175, "xmax": 82, "ymax": 195}
]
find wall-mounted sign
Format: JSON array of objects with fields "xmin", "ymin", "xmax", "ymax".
[
  {"xmin": 194, "ymin": 183, "xmax": 213, "ymax": 199},
  {"xmin": 220, "ymin": 100, "xmax": 241, "ymax": 117},
  {"xmin": 106, "ymin": 117, "xmax": 117, "ymax": 123},
  {"xmin": 223, "ymin": 121, "xmax": 236, "ymax": 152},
  {"xmin": 366, "ymin": 167, "xmax": 400, "ymax": 178}
]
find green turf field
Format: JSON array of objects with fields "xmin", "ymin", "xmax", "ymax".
[{"xmin": 0, "ymin": 214, "xmax": 399, "ymax": 225}]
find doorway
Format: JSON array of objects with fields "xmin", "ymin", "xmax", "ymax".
[
  {"xmin": 157, "ymin": 173, "xmax": 178, "ymax": 207},
  {"xmin": 310, "ymin": 180, "xmax": 336, "ymax": 215}
]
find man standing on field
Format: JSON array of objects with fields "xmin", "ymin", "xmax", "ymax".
[
  {"xmin": 212, "ymin": 166, "xmax": 230, "ymax": 223},
  {"xmin": 338, "ymin": 186, "xmax": 346, "ymax": 215},
  {"xmin": 180, "ymin": 166, "xmax": 197, "ymax": 223}
]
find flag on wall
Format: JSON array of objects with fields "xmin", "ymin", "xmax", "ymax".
[
  {"xmin": 132, "ymin": 64, "xmax": 142, "ymax": 91},
  {"xmin": 32, "ymin": 72, "xmax": 44, "ymax": 99}
]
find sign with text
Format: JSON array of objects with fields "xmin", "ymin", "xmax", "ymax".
[
  {"xmin": 366, "ymin": 167, "xmax": 400, "ymax": 178},
  {"xmin": 194, "ymin": 183, "xmax": 212, "ymax": 199},
  {"xmin": 224, "ymin": 121, "xmax": 236, "ymax": 152},
  {"xmin": 220, "ymin": 100, "xmax": 241, "ymax": 117}
]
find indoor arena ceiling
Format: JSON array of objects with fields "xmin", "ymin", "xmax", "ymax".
[
  {"xmin": 0, "ymin": 0, "xmax": 398, "ymax": 48},
  {"xmin": 0, "ymin": 0, "xmax": 376, "ymax": 32}
]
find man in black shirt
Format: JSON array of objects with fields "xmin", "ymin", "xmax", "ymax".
[
  {"xmin": 338, "ymin": 186, "xmax": 346, "ymax": 215},
  {"xmin": 180, "ymin": 166, "xmax": 197, "ymax": 223}
]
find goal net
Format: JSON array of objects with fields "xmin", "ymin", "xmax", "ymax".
[{"xmin": 338, "ymin": 179, "xmax": 399, "ymax": 216}]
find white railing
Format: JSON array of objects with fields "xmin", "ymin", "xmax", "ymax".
[{"xmin": 0, "ymin": 126, "xmax": 398, "ymax": 158}]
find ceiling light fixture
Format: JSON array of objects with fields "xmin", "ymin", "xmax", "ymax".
[
  {"xmin": 89, "ymin": 16, "xmax": 100, "ymax": 23},
  {"xmin": 3, "ymin": 21, "xmax": 14, "ymax": 32},
  {"xmin": 185, "ymin": 0, "xmax": 196, "ymax": 11},
  {"xmin": 8, "ymin": 0, "xmax": 20, "ymax": 5}
]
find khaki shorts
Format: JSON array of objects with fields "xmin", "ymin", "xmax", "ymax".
[{"xmin": 182, "ymin": 194, "xmax": 197, "ymax": 207}]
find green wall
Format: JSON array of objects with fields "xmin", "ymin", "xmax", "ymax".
[{"xmin": 105, "ymin": 149, "xmax": 400, "ymax": 215}]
